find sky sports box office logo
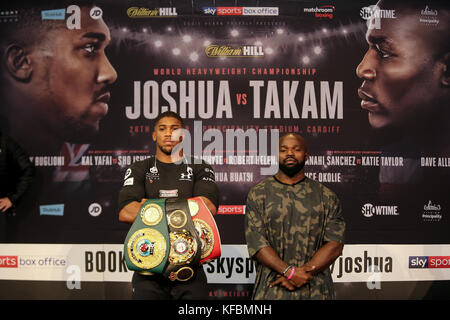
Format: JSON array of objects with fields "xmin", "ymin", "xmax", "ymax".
[
  {"xmin": 409, "ymin": 256, "xmax": 450, "ymax": 269},
  {"xmin": 0, "ymin": 256, "xmax": 67, "ymax": 268},
  {"xmin": 202, "ymin": 7, "xmax": 279, "ymax": 16}
]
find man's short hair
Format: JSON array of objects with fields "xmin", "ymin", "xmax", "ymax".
[
  {"xmin": 153, "ymin": 111, "xmax": 185, "ymax": 129},
  {"xmin": 0, "ymin": 0, "xmax": 97, "ymax": 85},
  {"xmin": 377, "ymin": 0, "xmax": 450, "ymax": 56}
]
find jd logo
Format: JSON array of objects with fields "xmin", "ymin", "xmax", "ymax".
[
  {"xmin": 90, "ymin": 7, "xmax": 103, "ymax": 20},
  {"xmin": 88, "ymin": 203, "xmax": 102, "ymax": 217}
]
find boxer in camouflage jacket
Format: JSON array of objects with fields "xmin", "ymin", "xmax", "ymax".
[{"xmin": 245, "ymin": 134, "xmax": 345, "ymax": 300}]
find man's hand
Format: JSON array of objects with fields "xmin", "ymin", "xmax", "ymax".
[
  {"xmin": 268, "ymin": 265, "xmax": 316, "ymax": 291},
  {"xmin": 118, "ymin": 198, "xmax": 147, "ymax": 223},
  {"xmin": 0, "ymin": 197, "xmax": 13, "ymax": 213},
  {"xmin": 288, "ymin": 265, "xmax": 316, "ymax": 288},
  {"xmin": 269, "ymin": 275, "xmax": 296, "ymax": 291}
]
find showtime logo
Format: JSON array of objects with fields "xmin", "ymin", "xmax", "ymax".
[
  {"xmin": 362, "ymin": 203, "xmax": 399, "ymax": 217},
  {"xmin": 409, "ymin": 256, "xmax": 450, "ymax": 269},
  {"xmin": 0, "ymin": 256, "xmax": 18, "ymax": 268},
  {"xmin": 218, "ymin": 205, "xmax": 246, "ymax": 215}
]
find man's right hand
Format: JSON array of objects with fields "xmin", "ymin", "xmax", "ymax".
[{"xmin": 289, "ymin": 265, "xmax": 316, "ymax": 288}]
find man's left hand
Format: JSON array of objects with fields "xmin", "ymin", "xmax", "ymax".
[
  {"xmin": 269, "ymin": 275, "xmax": 296, "ymax": 291},
  {"xmin": 0, "ymin": 197, "xmax": 13, "ymax": 213}
]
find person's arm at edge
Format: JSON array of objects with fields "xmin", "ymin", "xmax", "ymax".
[
  {"xmin": 304, "ymin": 240, "xmax": 343, "ymax": 274},
  {"xmin": 199, "ymin": 196, "xmax": 217, "ymax": 215},
  {"xmin": 255, "ymin": 246, "xmax": 290, "ymax": 275},
  {"xmin": 118, "ymin": 198, "xmax": 146, "ymax": 224}
]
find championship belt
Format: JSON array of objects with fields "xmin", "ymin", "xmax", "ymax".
[
  {"xmin": 188, "ymin": 197, "xmax": 222, "ymax": 264},
  {"xmin": 163, "ymin": 198, "xmax": 202, "ymax": 281},
  {"xmin": 123, "ymin": 199, "xmax": 170, "ymax": 275}
]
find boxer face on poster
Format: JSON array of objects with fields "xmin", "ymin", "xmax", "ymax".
[
  {"xmin": 356, "ymin": 1, "xmax": 450, "ymax": 131},
  {"xmin": 1, "ymin": 4, "xmax": 117, "ymax": 152}
]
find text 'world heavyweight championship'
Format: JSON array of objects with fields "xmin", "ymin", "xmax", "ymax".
[{"xmin": 123, "ymin": 197, "xmax": 221, "ymax": 281}]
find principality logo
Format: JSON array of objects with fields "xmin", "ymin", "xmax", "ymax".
[
  {"xmin": 421, "ymin": 5, "xmax": 438, "ymax": 16},
  {"xmin": 422, "ymin": 200, "xmax": 442, "ymax": 222},
  {"xmin": 205, "ymin": 45, "xmax": 264, "ymax": 58},
  {"xmin": 419, "ymin": 5, "xmax": 439, "ymax": 25}
]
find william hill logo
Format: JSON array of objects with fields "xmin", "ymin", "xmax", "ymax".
[
  {"xmin": 205, "ymin": 45, "xmax": 264, "ymax": 57},
  {"xmin": 127, "ymin": 7, "xmax": 177, "ymax": 18}
]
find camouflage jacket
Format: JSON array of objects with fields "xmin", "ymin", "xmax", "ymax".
[{"xmin": 245, "ymin": 176, "xmax": 345, "ymax": 300}]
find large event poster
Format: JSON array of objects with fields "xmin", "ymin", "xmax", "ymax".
[{"xmin": 0, "ymin": 0, "xmax": 449, "ymax": 299}]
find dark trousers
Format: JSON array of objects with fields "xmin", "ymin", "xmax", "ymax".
[
  {"xmin": 132, "ymin": 267, "xmax": 210, "ymax": 300},
  {"xmin": 0, "ymin": 213, "xmax": 5, "ymax": 242}
]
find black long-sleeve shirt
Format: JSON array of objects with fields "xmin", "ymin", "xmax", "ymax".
[
  {"xmin": 0, "ymin": 131, "xmax": 35, "ymax": 205},
  {"xmin": 118, "ymin": 156, "xmax": 219, "ymax": 212}
]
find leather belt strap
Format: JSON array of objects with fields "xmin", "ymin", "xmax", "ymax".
[
  {"xmin": 163, "ymin": 198, "xmax": 202, "ymax": 281},
  {"xmin": 188, "ymin": 197, "xmax": 222, "ymax": 264}
]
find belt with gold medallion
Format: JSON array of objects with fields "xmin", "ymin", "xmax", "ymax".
[
  {"xmin": 163, "ymin": 198, "xmax": 202, "ymax": 281},
  {"xmin": 123, "ymin": 199, "xmax": 170, "ymax": 275}
]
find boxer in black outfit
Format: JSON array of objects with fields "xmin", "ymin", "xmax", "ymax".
[{"xmin": 118, "ymin": 111, "xmax": 219, "ymax": 300}]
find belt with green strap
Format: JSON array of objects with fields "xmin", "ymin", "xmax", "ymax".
[{"xmin": 123, "ymin": 199, "xmax": 170, "ymax": 275}]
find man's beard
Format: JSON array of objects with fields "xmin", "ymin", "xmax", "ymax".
[
  {"xmin": 279, "ymin": 158, "xmax": 306, "ymax": 177},
  {"xmin": 158, "ymin": 144, "xmax": 173, "ymax": 156}
]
